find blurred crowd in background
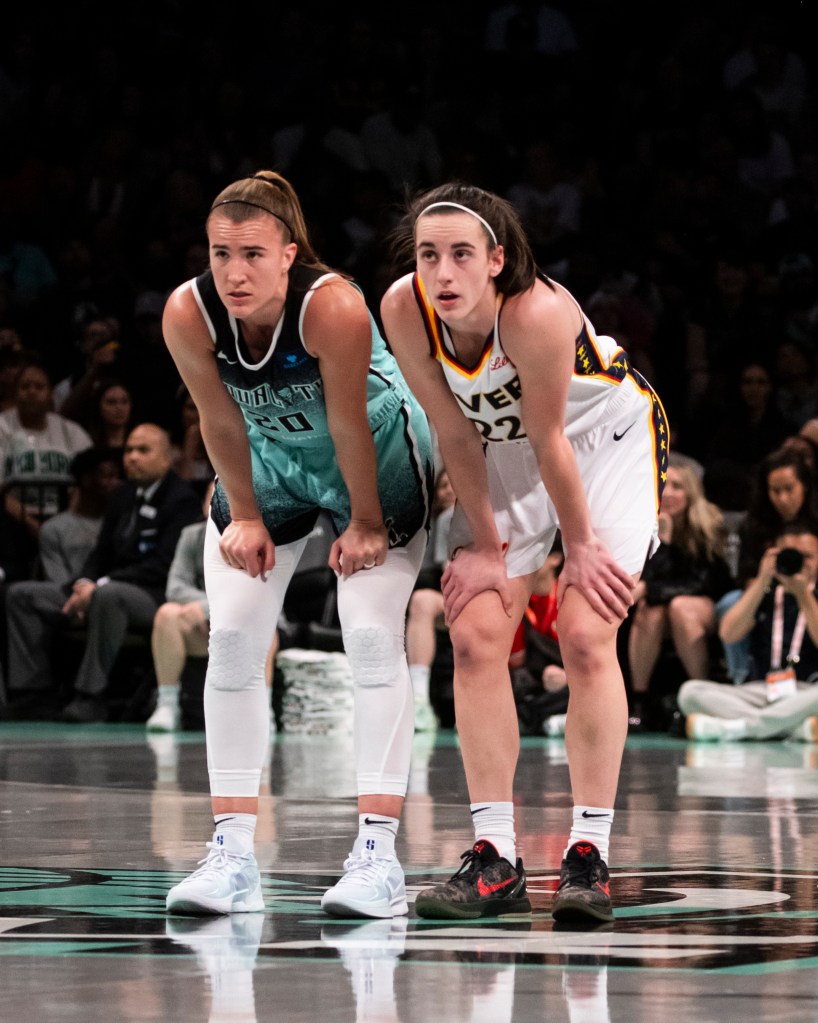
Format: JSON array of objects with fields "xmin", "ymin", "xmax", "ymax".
[{"xmin": 1, "ymin": 2, "xmax": 816, "ymax": 729}]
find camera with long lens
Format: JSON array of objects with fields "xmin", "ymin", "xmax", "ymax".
[{"xmin": 775, "ymin": 547, "xmax": 804, "ymax": 576}]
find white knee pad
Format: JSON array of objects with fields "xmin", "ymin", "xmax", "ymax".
[
  {"xmin": 207, "ymin": 628, "xmax": 263, "ymax": 692},
  {"xmin": 344, "ymin": 626, "xmax": 402, "ymax": 687}
]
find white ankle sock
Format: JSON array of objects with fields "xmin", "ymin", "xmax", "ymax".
[{"xmin": 470, "ymin": 801, "xmax": 516, "ymax": 863}]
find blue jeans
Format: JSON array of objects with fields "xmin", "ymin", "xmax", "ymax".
[{"xmin": 715, "ymin": 589, "xmax": 751, "ymax": 684}]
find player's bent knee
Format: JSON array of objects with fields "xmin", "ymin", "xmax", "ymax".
[
  {"xmin": 206, "ymin": 627, "xmax": 262, "ymax": 692},
  {"xmin": 558, "ymin": 621, "xmax": 611, "ymax": 675},
  {"xmin": 344, "ymin": 626, "xmax": 400, "ymax": 687},
  {"xmin": 448, "ymin": 616, "xmax": 505, "ymax": 669}
]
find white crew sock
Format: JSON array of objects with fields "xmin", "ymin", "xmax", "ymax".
[
  {"xmin": 214, "ymin": 812, "xmax": 257, "ymax": 855},
  {"xmin": 355, "ymin": 812, "xmax": 399, "ymax": 857},
  {"xmin": 566, "ymin": 806, "xmax": 614, "ymax": 862},
  {"xmin": 470, "ymin": 801, "xmax": 516, "ymax": 863}
]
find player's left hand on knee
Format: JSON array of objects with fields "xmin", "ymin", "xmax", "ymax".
[{"xmin": 558, "ymin": 539, "xmax": 634, "ymax": 623}]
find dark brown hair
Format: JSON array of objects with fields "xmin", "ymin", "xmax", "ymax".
[{"xmin": 388, "ymin": 181, "xmax": 547, "ymax": 297}]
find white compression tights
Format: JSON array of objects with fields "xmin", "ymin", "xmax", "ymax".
[{"xmin": 202, "ymin": 517, "xmax": 425, "ymax": 799}]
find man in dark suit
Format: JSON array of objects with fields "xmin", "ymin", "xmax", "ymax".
[{"xmin": 4, "ymin": 423, "xmax": 202, "ymax": 722}]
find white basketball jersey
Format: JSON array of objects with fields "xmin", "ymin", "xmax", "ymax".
[
  {"xmin": 410, "ymin": 272, "xmax": 668, "ymax": 577},
  {"xmin": 411, "ymin": 272, "xmax": 641, "ymax": 443}
]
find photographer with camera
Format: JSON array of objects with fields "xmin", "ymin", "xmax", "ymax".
[{"xmin": 678, "ymin": 521, "xmax": 818, "ymax": 741}]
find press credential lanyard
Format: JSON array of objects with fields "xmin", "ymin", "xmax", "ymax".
[{"xmin": 767, "ymin": 586, "xmax": 804, "ymax": 701}]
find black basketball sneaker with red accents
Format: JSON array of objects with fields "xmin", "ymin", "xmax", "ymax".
[
  {"xmin": 552, "ymin": 841, "xmax": 613, "ymax": 923},
  {"xmin": 414, "ymin": 840, "xmax": 531, "ymax": 920}
]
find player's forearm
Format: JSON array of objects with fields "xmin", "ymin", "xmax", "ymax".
[
  {"xmin": 436, "ymin": 430, "xmax": 502, "ymax": 553},
  {"xmin": 327, "ymin": 416, "xmax": 384, "ymax": 524},
  {"xmin": 198, "ymin": 415, "xmax": 260, "ymax": 520}
]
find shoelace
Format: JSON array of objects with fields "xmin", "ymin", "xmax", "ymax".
[
  {"xmin": 188, "ymin": 841, "xmax": 245, "ymax": 880},
  {"xmin": 449, "ymin": 847, "xmax": 486, "ymax": 883},
  {"xmin": 342, "ymin": 850, "xmax": 390, "ymax": 882}
]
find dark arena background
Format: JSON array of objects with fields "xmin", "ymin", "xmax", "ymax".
[{"xmin": 2, "ymin": 3, "xmax": 818, "ymax": 1020}]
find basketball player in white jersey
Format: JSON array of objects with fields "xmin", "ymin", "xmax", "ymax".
[{"xmin": 381, "ymin": 182, "xmax": 668, "ymax": 923}]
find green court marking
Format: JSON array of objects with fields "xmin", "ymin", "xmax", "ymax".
[
  {"xmin": 2, "ymin": 865, "xmax": 817, "ymax": 974},
  {"xmin": 0, "ymin": 884, "xmax": 167, "ymax": 915},
  {"xmin": 0, "ymin": 941, "xmax": 138, "ymax": 956},
  {"xmin": 0, "ymin": 866, "xmax": 328, "ymax": 920},
  {"xmin": 0, "ymin": 722, "xmax": 204, "ymax": 744},
  {"xmin": 716, "ymin": 954, "xmax": 818, "ymax": 975}
]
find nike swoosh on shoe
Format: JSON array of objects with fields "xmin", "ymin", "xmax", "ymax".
[{"xmin": 476, "ymin": 875, "xmax": 517, "ymax": 897}]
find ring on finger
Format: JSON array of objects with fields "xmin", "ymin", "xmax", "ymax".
[{"xmin": 363, "ymin": 561, "xmax": 376, "ymax": 570}]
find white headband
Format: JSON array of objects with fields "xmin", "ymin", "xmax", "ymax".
[{"xmin": 416, "ymin": 202, "xmax": 498, "ymax": 246}]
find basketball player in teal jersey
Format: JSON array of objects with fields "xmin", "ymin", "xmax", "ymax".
[
  {"xmin": 162, "ymin": 171, "xmax": 434, "ymax": 919},
  {"xmin": 381, "ymin": 182, "xmax": 668, "ymax": 924}
]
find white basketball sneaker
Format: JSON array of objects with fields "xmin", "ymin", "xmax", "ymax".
[
  {"xmin": 146, "ymin": 700, "xmax": 180, "ymax": 733},
  {"xmin": 166, "ymin": 832, "xmax": 264, "ymax": 915},
  {"xmin": 414, "ymin": 697, "xmax": 438, "ymax": 733},
  {"xmin": 322, "ymin": 841, "xmax": 408, "ymax": 919}
]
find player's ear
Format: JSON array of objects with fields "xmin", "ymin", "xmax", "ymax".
[{"xmin": 282, "ymin": 242, "xmax": 298, "ymax": 273}]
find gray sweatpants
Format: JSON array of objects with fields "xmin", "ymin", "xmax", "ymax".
[
  {"xmin": 677, "ymin": 679, "xmax": 818, "ymax": 739},
  {"xmin": 7, "ymin": 579, "xmax": 158, "ymax": 696}
]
